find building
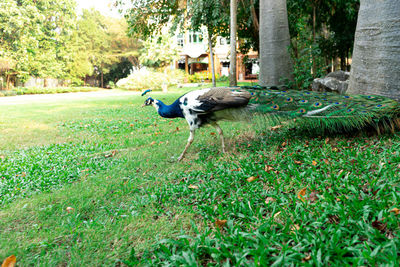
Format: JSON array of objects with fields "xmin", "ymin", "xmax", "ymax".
[{"xmin": 174, "ymin": 29, "xmax": 259, "ymax": 81}]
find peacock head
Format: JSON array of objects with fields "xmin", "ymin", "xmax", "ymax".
[{"xmin": 142, "ymin": 97, "xmax": 155, "ymax": 107}]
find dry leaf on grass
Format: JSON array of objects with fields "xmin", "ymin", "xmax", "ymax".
[
  {"xmin": 390, "ymin": 208, "xmax": 400, "ymax": 215},
  {"xmin": 302, "ymin": 254, "xmax": 311, "ymax": 262},
  {"xmin": 215, "ymin": 219, "xmax": 227, "ymax": 229},
  {"xmin": 271, "ymin": 125, "xmax": 283, "ymax": 131},
  {"xmin": 105, "ymin": 150, "xmax": 117, "ymax": 158},
  {"xmin": 265, "ymin": 197, "xmax": 276, "ymax": 204},
  {"xmin": 188, "ymin": 184, "xmax": 199, "ymax": 189},
  {"xmin": 312, "ymin": 160, "xmax": 318, "ymax": 166},
  {"xmin": 1, "ymin": 255, "xmax": 16, "ymax": 267},
  {"xmin": 294, "ymin": 160, "xmax": 302, "ymax": 165},
  {"xmin": 66, "ymin": 207, "xmax": 74, "ymax": 213},
  {"xmin": 297, "ymin": 188, "xmax": 307, "ymax": 202},
  {"xmin": 247, "ymin": 176, "xmax": 258, "ymax": 182},
  {"xmin": 290, "ymin": 224, "xmax": 300, "ymax": 233},
  {"xmin": 264, "ymin": 165, "xmax": 274, "ymax": 173}
]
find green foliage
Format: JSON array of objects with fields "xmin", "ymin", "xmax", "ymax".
[
  {"xmin": 5, "ymin": 87, "xmax": 101, "ymax": 96},
  {"xmin": 116, "ymin": 68, "xmax": 186, "ymax": 91},
  {"xmin": 120, "ymin": 0, "xmax": 186, "ymax": 38},
  {"xmin": 287, "ymin": 16, "xmax": 327, "ymax": 89},
  {"xmin": 139, "ymin": 35, "xmax": 180, "ymax": 69},
  {"xmin": 0, "ymin": 89, "xmax": 399, "ymax": 265},
  {"xmin": 287, "ymin": 0, "xmax": 359, "ymax": 71},
  {"xmin": 127, "ymin": 131, "xmax": 400, "ymax": 266},
  {"xmin": 187, "ymin": 72, "xmax": 220, "ymax": 83}
]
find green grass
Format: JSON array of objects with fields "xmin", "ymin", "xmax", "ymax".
[{"xmin": 0, "ymin": 85, "xmax": 399, "ymax": 266}]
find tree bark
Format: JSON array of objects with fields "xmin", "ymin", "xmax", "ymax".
[
  {"xmin": 208, "ymin": 29, "xmax": 216, "ymax": 87},
  {"xmin": 259, "ymin": 0, "xmax": 293, "ymax": 86},
  {"xmin": 347, "ymin": 0, "xmax": 400, "ymax": 100},
  {"xmin": 229, "ymin": 0, "xmax": 237, "ymax": 86}
]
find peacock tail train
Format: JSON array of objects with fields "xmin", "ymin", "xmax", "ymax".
[{"xmin": 238, "ymin": 85, "xmax": 400, "ymax": 133}]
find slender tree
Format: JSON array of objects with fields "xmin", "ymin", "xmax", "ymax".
[
  {"xmin": 259, "ymin": 0, "xmax": 293, "ymax": 86},
  {"xmin": 229, "ymin": 0, "xmax": 237, "ymax": 86},
  {"xmin": 347, "ymin": 0, "xmax": 400, "ymax": 100}
]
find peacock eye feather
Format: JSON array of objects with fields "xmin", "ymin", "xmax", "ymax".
[
  {"xmin": 335, "ymin": 102, "xmax": 342, "ymax": 105},
  {"xmin": 272, "ymin": 105, "xmax": 280, "ymax": 110},
  {"xmin": 314, "ymin": 102, "xmax": 322, "ymax": 107},
  {"xmin": 347, "ymin": 108, "xmax": 355, "ymax": 112},
  {"xmin": 285, "ymin": 97, "xmax": 294, "ymax": 102},
  {"xmin": 344, "ymin": 96, "xmax": 351, "ymax": 99},
  {"xmin": 298, "ymin": 108, "xmax": 306, "ymax": 113},
  {"xmin": 300, "ymin": 99, "xmax": 308, "ymax": 103}
]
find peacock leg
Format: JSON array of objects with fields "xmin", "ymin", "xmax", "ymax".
[
  {"xmin": 178, "ymin": 130, "xmax": 195, "ymax": 161},
  {"xmin": 212, "ymin": 122, "xmax": 225, "ymax": 153}
]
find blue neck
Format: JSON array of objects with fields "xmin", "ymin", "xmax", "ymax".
[{"xmin": 156, "ymin": 99, "xmax": 184, "ymax": 118}]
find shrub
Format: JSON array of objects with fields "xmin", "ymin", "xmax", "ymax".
[
  {"xmin": 187, "ymin": 72, "xmax": 220, "ymax": 83},
  {"xmin": 116, "ymin": 68, "xmax": 186, "ymax": 91}
]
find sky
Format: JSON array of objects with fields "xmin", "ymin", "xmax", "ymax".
[{"xmin": 75, "ymin": 0, "xmax": 123, "ymax": 18}]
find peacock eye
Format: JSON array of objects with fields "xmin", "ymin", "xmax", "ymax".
[
  {"xmin": 285, "ymin": 97, "xmax": 293, "ymax": 102},
  {"xmin": 298, "ymin": 108, "xmax": 306, "ymax": 113},
  {"xmin": 272, "ymin": 105, "xmax": 279, "ymax": 110},
  {"xmin": 314, "ymin": 102, "xmax": 321, "ymax": 107}
]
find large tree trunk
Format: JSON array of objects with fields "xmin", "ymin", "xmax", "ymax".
[
  {"xmin": 229, "ymin": 0, "xmax": 237, "ymax": 86},
  {"xmin": 259, "ymin": 0, "xmax": 293, "ymax": 86},
  {"xmin": 347, "ymin": 0, "xmax": 400, "ymax": 100},
  {"xmin": 208, "ymin": 30, "xmax": 216, "ymax": 87}
]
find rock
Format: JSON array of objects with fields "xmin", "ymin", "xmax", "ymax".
[{"xmin": 312, "ymin": 70, "xmax": 350, "ymax": 94}]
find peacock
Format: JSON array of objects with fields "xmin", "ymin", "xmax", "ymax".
[{"xmin": 142, "ymin": 86, "xmax": 400, "ymax": 161}]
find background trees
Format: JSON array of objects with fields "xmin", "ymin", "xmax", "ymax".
[{"xmin": 0, "ymin": 0, "xmax": 140, "ymax": 88}]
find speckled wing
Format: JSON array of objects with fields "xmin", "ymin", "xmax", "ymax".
[{"xmin": 196, "ymin": 87, "xmax": 251, "ymax": 112}]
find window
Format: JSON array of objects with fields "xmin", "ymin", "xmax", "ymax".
[
  {"xmin": 188, "ymin": 31, "xmax": 203, "ymax": 44},
  {"xmin": 177, "ymin": 34, "xmax": 184, "ymax": 47},
  {"xmin": 220, "ymin": 37, "xmax": 230, "ymax": 45}
]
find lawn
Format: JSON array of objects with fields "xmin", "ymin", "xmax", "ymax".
[{"xmin": 0, "ymin": 84, "xmax": 399, "ymax": 266}]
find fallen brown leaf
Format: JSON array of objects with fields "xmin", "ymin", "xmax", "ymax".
[
  {"xmin": 150, "ymin": 141, "xmax": 157, "ymax": 146},
  {"xmin": 188, "ymin": 184, "xmax": 199, "ymax": 189},
  {"xmin": 281, "ymin": 141, "xmax": 287, "ymax": 147},
  {"xmin": 265, "ymin": 197, "xmax": 276, "ymax": 204},
  {"xmin": 290, "ymin": 224, "xmax": 300, "ymax": 233},
  {"xmin": 1, "ymin": 255, "xmax": 16, "ymax": 267},
  {"xmin": 312, "ymin": 160, "xmax": 318, "ymax": 166},
  {"xmin": 66, "ymin": 207, "xmax": 74, "ymax": 213},
  {"xmin": 325, "ymin": 137, "xmax": 330, "ymax": 144},
  {"xmin": 264, "ymin": 165, "xmax": 274, "ymax": 173},
  {"xmin": 247, "ymin": 176, "xmax": 258, "ymax": 182},
  {"xmin": 390, "ymin": 208, "xmax": 400, "ymax": 215},
  {"xmin": 105, "ymin": 150, "xmax": 117, "ymax": 158},
  {"xmin": 302, "ymin": 254, "xmax": 311, "ymax": 262},
  {"xmin": 215, "ymin": 219, "xmax": 227, "ymax": 229},
  {"xmin": 297, "ymin": 188, "xmax": 307, "ymax": 202},
  {"xmin": 271, "ymin": 125, "xmax": 283, "ymax": 131},
  {"xmin": 294, "ymin": 160, "xmax": 302, "ymax": 165}
]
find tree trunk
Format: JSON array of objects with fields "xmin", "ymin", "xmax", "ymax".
[
  {"xmin": 259, "ymin": 0, "xmax": 293, "ymax": 86},
  {"xmin": 229, "ymin": 0, "xmax": 237, "ymax": 86},
  {"xmin": 208, "ymin": 30, "xmax": 216, "ymax": 87},
  {"xmin": 347, "ymin": 0, "xmax": 400, "ymax": 100}
]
